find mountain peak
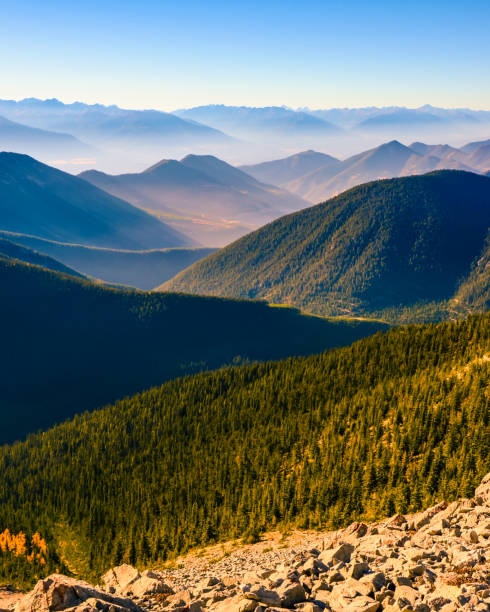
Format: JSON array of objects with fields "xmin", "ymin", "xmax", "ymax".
[
  {"xmin": 379, "ymin": 139, "xmax": 407, "ymax": 149},
  {"xmin": 142, "ymin": 158, "xmax": 175, "ymax": 173}
]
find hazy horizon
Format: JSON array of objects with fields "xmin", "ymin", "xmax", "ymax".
[{"xmin": 2, "ymin": 97, "xmax": 490, "ymax": 114}]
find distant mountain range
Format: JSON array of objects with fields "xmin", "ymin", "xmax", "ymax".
[
  {"xmin": 0, "ymin": 98, "xmax": 233, "ymax": 171},
  {"xmin": 161, "ymin": 171, "xmax": 490, "ymax": 323},
  {"xmin": 306, "ymin": 104, "xmax": 490, "ymax": 129},
  {"xmin": 0, "ymin": 256, "xmax": 386, "ymax": 444},
  {"xmin": 176, "ymin": 104, "xmax": 490, "ymax": 134},
  {"xmin": 0, "ymin": 98, "xmax": 229, "ymax": 145},
  {"xmin": 1, "ymin": 99, "xmax": 489, "ymax": 171},
  {"xmin": 0, "ymin": 152, "xmax": 190, "ymax": 249},
  {"xmin": 174, "ymin": 105, "xmax": 342, "ymax": 139},
  {"xmin": 241, "ymin": 139, "xmax": 490, "ymax": 202},
  {"xmin": 174, "ymin": 104, "xmax": 490, "ymax": 155},
  {"xmin": 0, "ymin": 114, "xmax": 91, "ymax": 158},
  {"xmin": 79, "ymin": 154, "xmax": 306, "ymax": 246}
]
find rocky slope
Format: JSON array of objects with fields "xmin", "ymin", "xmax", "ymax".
[{"xmin": 5, "ymin": 473, "xmax": 489, "ymax": 611}]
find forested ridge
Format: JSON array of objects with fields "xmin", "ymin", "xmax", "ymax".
[
  {"xmin": 161, "ymin": 171, "xmax": 490, "ymax": 323},
  {"xmin": 0, "ymin": 236, "xmax": 85, "ymax": 278},
  {"xmin": 0, "ymin": 256, "xmax": 385, "ymax": 444},
  {"xmin": 0, "ymin": 311, "xmax": 488, "ymax": 587}
]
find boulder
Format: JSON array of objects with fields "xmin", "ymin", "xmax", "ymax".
[
  {"xmin": 14, "ymin": 575, "xmax": 140, "ymax": 612},
  {"xmin": 359, "ymin": 572, "xmax": 385, "ymax": 592},
  {"xmin": 386, "ymin": 515, "xmax": 407, "ymax": 528},
  {"xmin": 341, "ymin": 595, "xmax": 380, "ymax": 611},
  {"xmin": 295, "ymin": 604, "xmax": 322, "ymax": 612},
  {"xmin": 102, "ymin": 564, "xmax": 141, "ymax": 593},
  {"xmin": 349, "ymin": 562, "xmax": 370, "ymax": 580},
  {"xmin": 330, "ymin": 578, "xmax": 373, "ymax": 606},
  {"xmin": 394, "ymin": 584, "xmax": 419, "ymax": 607},
  {"xmin": 344, "ymin": 522, "xmax": 369, "ymax": 539},
  {"xmin": 319, "ymin": 543, "xmax": 355, "ymax": 565},
  {"xmin": 237, "ymin": 599, "xmax": 258, "ymax": 612},
  {"xmin": 475, "ymin": 472, "xmax": 490, "ymax": 502},
  {"xmin": 242, "ymin": 585, "xmax": 281, "ymax": 607},
  {"xmin": 412, "ymin": 502, "xmax": 448, "ymax": 530},
  {"xmin": 199, "ymin": 576, "xmax": 221, "ymax": 589},
  {"xmin": 298, "ymin": 558, "xmax": 326, "ymax": 577},
  {"xmin": 328, "ymin": 571, "xmax": 346, "ymax": 584},
  {"xmin": 127, "ymin": 572, "xmax": 173, "ymax": 598},
  {"xmin": 275, "ymin": 578, "xmax": 306, "ymax": 606},
  {"xmin": 213, "ymin": 595, "xmax": 246, "ymax": 612},
  {"xmin": 312, "ymin": 589, "xmax": 332, "ymax": 604},
  {"xmin": 167, "ymin": 589, "xmax": 193, "ymax": 607}
]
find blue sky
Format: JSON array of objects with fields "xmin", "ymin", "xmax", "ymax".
[{"xmin": 1, "ymin": 0, "xmax": 489, "ymax": 111}]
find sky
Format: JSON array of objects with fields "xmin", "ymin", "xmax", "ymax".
[{"xmin": 1, "ymin": 0, "xmax": 489, "ymax": 111}]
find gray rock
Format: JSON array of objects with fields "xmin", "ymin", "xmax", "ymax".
[
  {"xmin": 14, "ymin": 575, "xmax": 141, "ymax": 612},
  {"xmin": 319, "ymin": 543, "xmax": 355, "ymax": 565},
  {"xmin": 242, "ymin": 585, "xmax": 281, "ymax": 607},
  {"xmin": 349, "ymin": 562, "xmax": 370, "ymax": 580},
  {"xmin": 101, "ymin": 565, "xmax": 141, "ymax": 594}
]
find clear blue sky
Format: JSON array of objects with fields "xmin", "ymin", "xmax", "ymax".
[{"xmin": 1, "ymin": 0, "xmax": 489, "ymax": 111}]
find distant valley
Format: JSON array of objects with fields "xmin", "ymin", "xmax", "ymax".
[
  {"xmin": 0, "ymin": 231, "xmax": 216, "ymax": 289},
  {"xmin": 0, "ymin": 152, "xmax": 224, "ymax": 286},
  {"xmin": 79, "ymin": 154, "xmax": 306, "ymax": 245}
]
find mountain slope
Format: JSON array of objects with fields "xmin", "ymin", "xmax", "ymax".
[
  {"xmin": 80, "ymin": 155, "xmax": 307, "ymax": 246},
  {"xmin": 460, "ymin": 138, "xmax": 490, "ymax": 154},
  {"xmin": 0, "ymin": 310, "xmax": 487, "ymax": 585},
  {"xmin": 0, "ymin": 236, "xmax": 84, "ymax": 277},
  {"xmin": 467, "ymin": 143, "xmax": 490, "ymax": 171},
  {"xmin": 162, "ymin": 171, "xmax": 490, "ymax": 322},
  {"xmin": 0, "ymin": 153, "xmax": 191, "ymax": 249},
  {"xmin": 0, "ymin": 114, "xmax": 90, "ymax": 157},
  {"xmin": 253, "ymin": 140, "xmax": 488, "ymax": 203},
  {"xmin": 0, "ymin": 230, "xmax": 216, "ymax": 289},
  {"xmin": 292, "ymin": 140, "xmax": 426, "ymax": 202},
  {"xmin": 239, "ymin": 150, "xmax": 342, "ymax": 187},
  {"xmin": 0, "ymin": 257, "xmax": 386, "ymax": 444},
  {"xmin": 452, "ymin": 235, "xmax": 490, "ymax": 316}
]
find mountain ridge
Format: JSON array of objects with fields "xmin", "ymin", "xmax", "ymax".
[
  {"xmin": 0, "ymin": 230, "xmax": 216, "ymax": 289},
  {"xmin": 0, "ymin": 256, "xmax": 386, "ymax": 444},
  {"xmin": 0, "ymin": 236, "xmax": 85, "ymax": 278},
  {"xmin": 160, "ymin": 170, "xmax": 490, "ymax": 323},
  {"xmin": 241, "ymin": 138, "xmax": 490, "ymax": 203},
  {"xmin": 0, "ymin": 152, "xmax": 191, "ymax": 249}
]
